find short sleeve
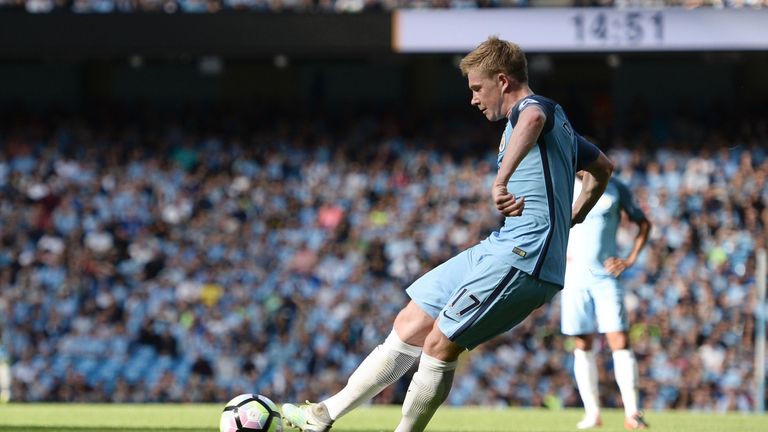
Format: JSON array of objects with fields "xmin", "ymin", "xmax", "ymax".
[
  {"xmin": 509, "ymin": 96, "xmax": 555, "ymax": 133},
  {"xmin": 614, "ymin": 179, "xmax": 647, "ymax": 222},
  {"xmin": 575, "ymin": 134, "xmax": 600, "ymax": 172}
]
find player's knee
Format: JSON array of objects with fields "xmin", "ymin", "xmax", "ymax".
[
  {"xmin": 393, "ymin": 302, "xmax": 435, "ymax": 345},
  {"xmin": 574, "ymin": 335, "xmax": 594, "ymax": 351},
  {"xmin": 606, "ymin": 332, "xmax": 629, "ymax": 350},
  {"xmin": 422, "ymin": 328, "xmax": 463, "ymax": 362}
]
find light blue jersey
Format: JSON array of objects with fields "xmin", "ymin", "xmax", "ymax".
[
  {"xmin": 567, "ymin": 177, "xmax": 646, "ymax": 276},
  {"xmin": 406, "ymin": 94, "xmax": 596, "ymax": 349},
  {"xmin": 561, "ymin": 177, "xmax": 647, "ymax": 336},
  {"xmin": 481, "ymin": 95, "xmax": 578, "ymax": 287}
]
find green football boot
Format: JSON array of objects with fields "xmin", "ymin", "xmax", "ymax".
[{"xmin": 282, "ymin": 401, "xmax": 334, "ymax": 432}]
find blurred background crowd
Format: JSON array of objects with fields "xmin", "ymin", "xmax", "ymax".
[
  {"xmin": 2, "ymin": 0, "xmax": 767, "ymax": 13},
  {"xmin": 1, "ymin": 100, "xmax": 765, "ymax": 411},
  {"xmin": 1, "ymin": 0, "xmax": 767, "ymax": 413}
]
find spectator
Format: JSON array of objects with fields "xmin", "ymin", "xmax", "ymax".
[{"xmin": 0, "ymin": 107, "xmax": 765, "ymax": 413}]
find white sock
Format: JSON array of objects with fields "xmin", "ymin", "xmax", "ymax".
[
  {"xmin": 613, "ymin": 349, "xmax": 640, "ymax": 417},
  {"xmin": 0, "ymin": 360, "xmax": 10, "ymax": 402},
  {"xmin": 394, "ymin": 353, "xmax": 457, "ymax": 432},
  {"xmin": 322, "ymin": 330, "xmax": 421, "ymax": 420},
  {"xmin": 574, "ymin": 348, "xmax": 600, "ymax": 418}
]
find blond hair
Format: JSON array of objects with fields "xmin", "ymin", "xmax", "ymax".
[{"xmin": 459, "ymin": 36, "xmax": 528, "ymax": 84}]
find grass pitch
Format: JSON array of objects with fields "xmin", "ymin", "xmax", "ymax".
[{"xmin": 0, "ymin": 404, "xmax": 765, "ymax": 432}]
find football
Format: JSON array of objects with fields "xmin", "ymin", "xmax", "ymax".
[{"xmin": 219, "ymin": 394, "xmax": 283, "ymax": 432}]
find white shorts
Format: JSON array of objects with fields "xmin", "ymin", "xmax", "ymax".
[{"xmin": 560, "ymin": 268, "xmax": 628, "ymax": 336}]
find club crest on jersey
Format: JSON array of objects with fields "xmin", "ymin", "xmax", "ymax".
[{"xmin": 499, "ymin": 134, "xmax": 507, "ymax": 153}]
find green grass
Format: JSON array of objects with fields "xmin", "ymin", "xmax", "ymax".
[{"xmin": 0, "ymin": 404, "xmax": 766, "ymax": 431}]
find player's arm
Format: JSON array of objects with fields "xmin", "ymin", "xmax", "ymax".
[
  {"xmin": 605, "ymin": 217, "xmax": 651, "ymax": 277},
  {"xmin": 571, "ymin": 135, "xmax": 613, "ymax": 226},
  {"xmin": 604, "ymin": 183, "xmax": 652, "ymax": 277},
  {"xmin": 492, "ymin": 106, "xmax": 546, "ymax": 217}
]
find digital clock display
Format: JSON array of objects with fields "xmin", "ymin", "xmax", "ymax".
[
  {"xmin": 394, "ymin": 8, "xmax": 768, "ymax": 53},
  {"xmin": 572, "ymin": 11, "xmax": 664, "ymax": 46}
]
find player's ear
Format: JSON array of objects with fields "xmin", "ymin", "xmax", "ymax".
[{"xmin": 497, "ymin": 73, "xmax": 510, "ymax": 93}]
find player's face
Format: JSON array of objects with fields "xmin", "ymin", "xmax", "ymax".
[{"xmin": 467, "ymin": 69, "xmax": 504, "ymax": 121}]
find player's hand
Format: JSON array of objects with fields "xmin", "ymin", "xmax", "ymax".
[
  {"xmin": 492, "ymin": 184, "xmax": 525, "ymax": 217},
  {"xmin": 604, "ymin": 257, "xmax": 630, "ymax": 277}
]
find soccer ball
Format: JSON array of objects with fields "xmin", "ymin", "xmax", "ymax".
[{"xmin": 219, "ymin": 394, "xmax": 283, "ymax": 432}]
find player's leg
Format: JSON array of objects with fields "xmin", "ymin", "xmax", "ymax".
[
  {"xmin": 394, "ymin": 323, "xmax": 463, "ymax": 432},
  {"xmin": 320, "ymin": 302, "xmax": 430, "ymax": 419},
  {"xmin": 0, "ymin": 356, "xmax": 10, "ymax": 403},
  {"xmin": 605, "ymin": 331, "xmax": 647, "ymax": 429},
  {"xmin": 561, "ymin": 274, "xmax": 601, "ymax": 429},
  {"xmin": 395, "ymin": 260, "xmax": 560, "ymax": 432},
  {"xmin": 594, "ymin": 279, "xmax": 647, "ymax": 429},
  {"xmin": 573, "ymin": 335, "xmax": 602, "ymax": 429},
  {"xmin": 283, "ymin": 247, "xmax": 478, "ymax": 431},
  {"xmin": 283, "ymin": 305, "xmax": 429, "ymax": 432}
]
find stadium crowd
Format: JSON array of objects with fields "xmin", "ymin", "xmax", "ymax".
[
  {"xmin": 2, "ymin": 0, "xmax": 766, "ymax": 13},
  {"xmin": 0, "ymin": 106, "xmax": 766, "ymax": 413}
]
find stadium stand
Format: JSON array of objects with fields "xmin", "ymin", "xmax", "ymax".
[{"xmin": 0, "ymin": 103, "xmax": 765, "ymax": 411}]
